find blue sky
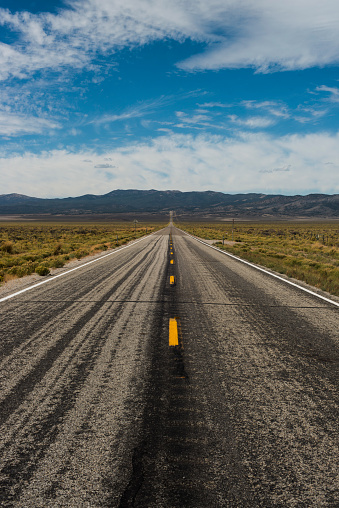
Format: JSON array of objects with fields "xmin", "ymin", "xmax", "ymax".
[{"xmin": 0, "ymin": 0, "xmax": 339, "ymax": 197}]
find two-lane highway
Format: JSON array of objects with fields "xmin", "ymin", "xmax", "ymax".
[{"xmin": 0, "ymin": 226, "xmax": 338, "ymax": 506}]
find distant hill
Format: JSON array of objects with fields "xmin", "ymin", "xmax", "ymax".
[{"xmin": 0, "ymin": 190, "xmax": 338, "ymax": 218}]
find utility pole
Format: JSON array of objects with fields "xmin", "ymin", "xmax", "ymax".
[
  {"xmin": 232, "ymin": 218, "xmax": 234, "ymax": 242},
  {"xmin": 133, "ymin": 219, "xmax": 138, "ymax": 236}
]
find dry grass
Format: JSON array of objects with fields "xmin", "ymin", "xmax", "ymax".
[
  {"xmin": 0, "ymin": 222, "xmax": 163, "ymax": 284},
  {"xmin": 177, "ymin": 222, "xmax": 339, "ymax": 297},
  {"xmin": 3, "ymin": 273, "xmax": 18, "ymax": 283}
]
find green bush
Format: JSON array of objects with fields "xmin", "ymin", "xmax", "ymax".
[
  {"xmin": 53, "ymin": 243, "xmax": 63, "ymax": 255},
  {"xmin": 75, "ymin": 249, "xmax": 89, "ymax": 259},
  {"xmin": 1, "ymin": 241, "xmax": 14, "ymax": 254},
  {"xmin": 50, "ymin": 259, "xmax": 65, "ymax": 268},
  {"xmin": 35, "ymin": 266, "xmax": 50, "ymax": 276}
]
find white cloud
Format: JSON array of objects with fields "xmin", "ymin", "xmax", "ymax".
[
  {"xmin": 69, "ymin": 128, "xmax": 81, "ymax": 136},
  {"xmin": 0, "ymin": 79, "xmax": 70, "ymax": 120},
  {"xmin": 176, "ymin": 111, "xmax": 211, "ymax": 124},
  {"xmin": 315, "ymin": 85, "xmax": 339, "ymax": 102},
  {"xmin": 242, "ymin": 100, "xmax": 278, "ymax": 109},
  {"xmin": 293, "ymin": 106, "xmax": 328, "ymax": 123},
  {"xmin": 228, "ymin": 115, "xmax": 275, "ymax": 128},
  {"xmin": 241, "ymin": 98, "xmax": 331, "ymax": 124},
  {"xmin": 198, "ymin": 102, "xmax": 231, "ymax": 108},
  {"xmin": 92, "ymin": 110, "xmax": 146, "ymax": 125},
  {"xmin": 91, "ymin": 95, "xmax": 184, "ymax": 125},
  {"xmin": 0, "ymin": 0, "xmax": 339, "ymax": 81},
  {"xmin": 1, "ymin": 131, "xmax": 338, "ymax": 197},
  {"xmin": 242, "ymin": 100, "xmax": 290, "ymax": 119},
  {"xmin": 0, "ymin": 111, "xmax": 60, "ymax": 136},
  {"xmin": 177, "ymin": 1, "xmax": 339, "ymax": 72},
  {"xmin": 157, "ymin": 128, "xmax": 173, "ymax": 133},
  {"xmin": 316, "ymin": 85, "xmax": 339, "ymax": 95}
]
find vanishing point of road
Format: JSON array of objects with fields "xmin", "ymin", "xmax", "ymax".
[{"xmin": 0, "ymin": 225, "xmax": 338, "ymax": 507}]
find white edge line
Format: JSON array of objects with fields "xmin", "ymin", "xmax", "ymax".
[
  {"xmin": 178, "ymin": 227, "xmax": 339, "ymax": 309},
  {"xmin": 0, "ymin": 228, "xmax": 165, "ymax": 303}
]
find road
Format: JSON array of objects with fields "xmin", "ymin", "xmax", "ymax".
[{"xmin": 0, "ymin": 225, "xmax": 338, "ymax": 507}]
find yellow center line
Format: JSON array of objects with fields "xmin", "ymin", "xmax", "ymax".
[
  {"xmin": 169, "ymin": 318, "xmax": 179, "ymax": 346},
  {"xmin": 170, "ymin": 259, "xmax": 174, "ymax": 264},
  {"xmin": 170, "ymin": 275, "xmax": 175, "ymax": 285}
]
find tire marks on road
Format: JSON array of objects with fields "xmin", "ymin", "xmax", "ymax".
[
  {"xmin": 0, "ymin": 235, "xmax": 167, "ymax": 506},
  {"xmin": 174, "ymin": 230, "xmax": 339, "ymax": 506}
]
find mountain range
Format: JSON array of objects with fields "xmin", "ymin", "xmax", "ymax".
[{"xmin": 0, "ymin": 190, "xmax": 338, "ymax": 219}]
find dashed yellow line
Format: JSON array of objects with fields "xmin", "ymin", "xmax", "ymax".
[
  {"xmin": 170, "ymin": 259, "xmax": 174, "ymax": 264},
  {"xmin": 169, "ymin": 318, "xmax": 179, "ymax": 346},
  {"xmin": 170, "ymin": 275, "xmax": 176, "ymax": 286}
]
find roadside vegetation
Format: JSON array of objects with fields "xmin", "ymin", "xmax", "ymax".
[
  {"xmin": 0, "ymin": 222, "xmax": 163, "ymax": 284},
  {"xmin": 177, "ymin": 222, "xmax": 339, "ymax": 297}
]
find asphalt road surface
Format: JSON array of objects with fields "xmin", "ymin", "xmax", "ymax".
[{"xmin": 0, "ymin": 225, "xmax": 338, "ymax": 507}]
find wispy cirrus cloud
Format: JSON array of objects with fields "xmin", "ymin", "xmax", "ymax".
[
  {"xmin": 174, "ymin": 110, "xmax": 230, "ymax": 131},
  {"xmin": 242, "ymin": 100, "xmax": 290, "ymax": 119},
  {"xmin": 197, "ymin": 102, "xmax": 232, "ymax": 108},
  {"xmin": 90, "ymin": 92, "xmax": 204, "ymax": 126},
  {"xmin": 315, "ymin": 85, "xmax": 339, "ymax": 102},
  {"xmin": 177, "ymin": 1, "xmax": 339, "ymax": 73},
  {"xmin": 90, "ymin": 100, "xmax": 164, "ymax": 125},
  {"xmin": 176, "ymin": 111, "xmax": 211, "ymax": 124},
  {"xmin": 293, "ymin": 106, "xmax": 328, "ymax": 124},
  {"xmin": 0, "ymin": 0, "xmax": 339, "ymax": 83},
  {"xmin": 228, "ymin": 115, "xmax": 275, "ymax": 129},
  {"xmin": 241, "ymin": 98, "xmax": 330, "ymax": 124}
]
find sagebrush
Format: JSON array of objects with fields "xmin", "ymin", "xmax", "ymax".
[
  {"xmin": 0, "ymin": 222, "xmax": 162, "ymax": 283},
  {"xmin": 177, "ymin": 221, "xmax": 339, "ymax": 296}
]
